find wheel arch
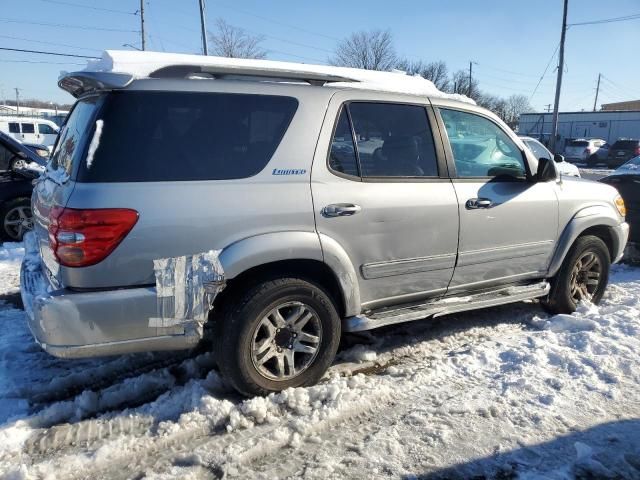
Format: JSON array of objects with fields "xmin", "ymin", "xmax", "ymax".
[
  {"xmin": 216, "ymin": 231, "xmax": 360, "ymax": 318},
  {"xmin": 547, "ymin": 205, "xmax": 623, "ymax": 277}
]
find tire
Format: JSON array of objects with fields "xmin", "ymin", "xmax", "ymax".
[
  {"xmin": 214, "ymin": 277, "xmax": 341, "ymax": 396},
  {"xmin": 0, "ymin": 197, "xmax": 33, "ymax": 241},
  {"xmin": 543, "ymin": 235, "xmax": 610, "ymax": 314}
]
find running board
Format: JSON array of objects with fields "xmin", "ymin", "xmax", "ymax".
[{"xmin": 343, "ymin": 281, "xmax": 550, "ymax": 332}]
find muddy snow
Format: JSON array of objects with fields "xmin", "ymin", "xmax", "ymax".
[{"xmin": 0, "ymin": 241, "xmax": 639, "ymax": 479}]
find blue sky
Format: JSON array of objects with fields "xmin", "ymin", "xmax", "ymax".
[{"xmin": 1, "ymin": 0, "xmax": 639, "ymax": 111}]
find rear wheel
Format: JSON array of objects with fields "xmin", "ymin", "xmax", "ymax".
[
  {"xmin": 215, "ymin": 277, "xmax": 341, "ymax": 396},
  {"xmin": 543, "ymin": 235, "xmax": 610, "ymax": 314},
  {"xmin": 1, "ymin": 197, "xmax": 33, "ymax": 241}
]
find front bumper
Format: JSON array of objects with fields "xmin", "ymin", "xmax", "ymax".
[
  {"xmin": 20, "ymin": 239, "xmax": 202, "ymax": 359},
  {"xmin": 612, "ymin": 222, "xmax": 630, "ymax": 263}
]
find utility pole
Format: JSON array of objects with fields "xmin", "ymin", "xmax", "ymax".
[
  {"xmin": 199, "ymin": 0, "xmax": 209, "ymax": 55},
  {"xmin": 468, "ymin": 61, "xmax": 474, "ymax": 97},
  {"xmin": 139, "ymin": 0, "xmax": 146, "ymax": 51},
  {"xmin": 550, "ymin": 0, "xmax": 568, "ymax": 153},
  {"xmin": 544, "ymin": 103, "xmax": 552, "ymax": 112},
  {"xmin": 593, "ymin": 73, "xmax": 601, "ymax": 112},
  {"xmin": 14, "ymin": 88, "xmax": 20, "ymax": 115}
]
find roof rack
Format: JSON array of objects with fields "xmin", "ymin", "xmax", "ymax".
[{"xmin": 58, "ymin": 50, "xmax": 475, "ymax": 105}]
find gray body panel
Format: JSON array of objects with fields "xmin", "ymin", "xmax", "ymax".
[{"xmin": 23, "ymin": 74, "xmax": 629, "ymax": 358}]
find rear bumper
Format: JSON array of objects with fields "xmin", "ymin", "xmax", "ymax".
[{"xmin": 20, "ymin": 239, "xmax": 202, "ymax": 359}]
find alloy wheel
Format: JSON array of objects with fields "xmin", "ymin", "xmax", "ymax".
[
  {"xmin": 3, "ymin": 205, "xmax": 33, "ymax": 240},
  {"xmin": 569, "ymin": 251, "xmax": 602, "ymax": 303}
]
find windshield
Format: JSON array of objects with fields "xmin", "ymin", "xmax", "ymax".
[{"xmin": 49, "ymin": 96, "xmax": 101, "ymax": 177}]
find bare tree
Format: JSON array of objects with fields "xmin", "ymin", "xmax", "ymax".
[
  {"xmin": 330, "ymin": 29, "xmax": 396, "ymax": 70},
  {"xmin": 395, "ymin": 59, "xmax": 450, "ymax": 91},
  {"xmin": 209, "ymin": 18, "xmax": 267, "ymax": 59},
  {"xmin": 503, "ymin": 94, "xmax": 533, "ymax": 127},
  {"xmin": 450, "ymin": 69, "xmax": 480, "ymax": 100},
  {"xmin": 477, "ymin": 93, "xmax": 508, "ymax": 121}
]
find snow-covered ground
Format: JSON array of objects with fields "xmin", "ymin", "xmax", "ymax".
[{"xmin": 1, "ymin": 242, "xmax": 639, "ymax": 479}]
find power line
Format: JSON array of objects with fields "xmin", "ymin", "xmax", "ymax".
[
  {"xmin": 0, "ymin": 47, "xmax": 98, "ymax": 59},
  {"xmin": 210, "ymin": 0, "xmax": 340, "ymax": 42},
  {"xmin": 600, "ymin": 75, "xmax": 640, "ymax": 99},
  {"xmin": 0, "ymin": 57, "xmax": 85, "ymax": 65},
  {"xmin": 473, "ymin": 63, "xmax": 540, "ymax": 78},
  {"xmin": 0, "ymin": 17, "xmax": 139, "ymax": 33},
  {"xmin": 530, "ymin": 43, "xmax": 560, "ymax": 101},
  {"xmin": 568, "ymin": 12, "xmax": 640, "ymax": 26},
  {"xmin": 0, "ymin": 34, "xmax": 102, "ymax": 53},
  {"xmin": 35, "ymin": 0, "xmax": 136, "ymax": 15}
]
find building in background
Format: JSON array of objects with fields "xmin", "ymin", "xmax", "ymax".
[
  {"xmin": 0, "ymin": 105, "xmax": 68, "ymax": 126},
  {"xmin": 601, "ymin": 100, "xmax": 640, "ymax": 111},
  {"xmin": 518, "ymin": 110, "xmax": 640, "ymax": 153}
]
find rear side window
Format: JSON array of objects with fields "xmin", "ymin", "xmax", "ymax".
[
  {"xmin": 568, "ymin": 140, "xmax": 589, "ymax": 147},
  {"xmin": 21, "ymin": 123, "xmax": 35, "ymax": 134},
  {"xmin": 8, "ymin": 123, "xmax": 19, "ymax": 133},
  {"xmin": 51, "ymin": 96, "xmax": 101, "ymax": 176},
  {"xmin": 78, "ymin": 91, "xmax": 298, "ymax": 182},
  {"xmin": 349, "ymin": 103, "xmax": 438, "ymax": 178},
  {"xmin": 329, "ymin": 109, "xmax": 359, "ymax": 177}
]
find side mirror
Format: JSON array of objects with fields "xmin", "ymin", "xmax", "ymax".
[
  {"xmin": 537, "ymin": 157, "xmax": 557, "ymax": 182},
  {"xmin": 553, "ymin": 154, "xmax": 565, "ymax": 163}
]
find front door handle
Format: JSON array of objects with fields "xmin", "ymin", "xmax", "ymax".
[
  {"xmin": 466, "ymin": 198, "xmax": 493, "ymax": 209},
  {"xmin": 322, "ymin": 203, "xmax": 362, "ymax": 217}
]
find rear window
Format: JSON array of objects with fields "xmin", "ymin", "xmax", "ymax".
[
  {"xmin": 568, "ymin": 140, "xmax": 589, "ymax": 147},
  {"xmin": 612, "ymin": 140, "xmax": 640, "ymax": 149},
  {"xmin": 77, "ymin": 91, "xmax": 298, "ymax": 182}
]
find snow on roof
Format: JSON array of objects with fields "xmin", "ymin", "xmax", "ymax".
[{"xmin": 79, "ymin": 50, "xmax": 475, "ymax": 104}]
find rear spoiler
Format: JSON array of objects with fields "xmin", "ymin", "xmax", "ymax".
[{"xmin": 58, "ymin": 71, "xmax": 134, "ymax": 98}]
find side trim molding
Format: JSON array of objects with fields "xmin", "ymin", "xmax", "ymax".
[{"xmin": 361, "ymin": 253, "xmax": 456, "ymax": 279}]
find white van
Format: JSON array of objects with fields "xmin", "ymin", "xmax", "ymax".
[{"xmin": 0, "ymin": 117, "xmax": 59, "ymax": 150}]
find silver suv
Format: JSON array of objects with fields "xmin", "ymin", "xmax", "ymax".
[{"xmin": 21, "ymin": 52, "xmax": 629, "ymax": 396}]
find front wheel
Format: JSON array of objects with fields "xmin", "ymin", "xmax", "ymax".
[
  {"xmin": 543, "ymin": 235, "xmax": 610, "ymax": 314},
  {"xmin": 215, "ymin": 277, "xmax": 341, "ymax": 396}
]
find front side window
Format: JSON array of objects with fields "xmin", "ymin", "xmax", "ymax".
[
  {"xmin": 440, "ymin": 109, "xmax": 526, "ymax": 179},
  {"xmin": 21, "ymin": 123, "xmax": 35, "ymax": 134},
  {"xmin": 38, "ymin": 123, "xmax": 57, "ymax": 135},
  {"xmin": 348, "ymin": 103, "xmax": 438, "ymax": 178},
  {"xmin": 8, "ymin": 123, "xmax": 19, "ymax": 134},
  {"xmin": 0, "ymin": 142, "xmax": 13, "ymax": 170},
  {"xmin": 328, "ymin": 109, "xmax": 359, "ymax": 177}
]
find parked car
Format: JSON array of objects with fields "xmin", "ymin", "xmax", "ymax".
[
  {"xmin": 0, "ymin": 131, "xmax": 45, "ymax": 240},
  {"xmin": 519, "ymin": 135, "xmax": 580, "ymax": 177},
  {"xmin": 0, "ymin": 116, "xmax": 59, "ymax": 150},
  {"xmin": 21, "ymin": 52, "xmax": 628, "ymax": 396},
  {"xmin": 600, "ymin": 156, "xmax": 640, "ymax": 256},
  {"xmin": 564, "ymin": 138, "xmax": 608, "ymax": 166},
  {"xmin": 607, "ymin": 139, "xmax": 640, "ymax": 169}
]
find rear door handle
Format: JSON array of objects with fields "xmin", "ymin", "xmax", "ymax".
[
  {"xmin": 322, "ymin": 203, "xmax": 362, "ymax": 217},
  {"xmin": 466, "ymin": 198, "xmax": 493, "ymax": 209}
]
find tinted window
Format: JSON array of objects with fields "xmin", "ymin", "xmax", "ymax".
[
  {"xmin": 38, "ymin": 123, "xmax": 57, "ymax": 135},
  {"xmin": 329, "ymin": 109, "xmax": 359, "ymax": 177},
  {"xmin": 524, "ymin": 139, "xmax": 551, "ymax": 160},
  {"xmin": 50, "ymin": 96, "xmax": 101, "ymax": 176},
  {"xmin": 21, "ymin": 123, "xmax": 35, "ymax": 134},
  {"xmin": 349, "ymin": 103, "xmax": 438, "ymax": 177},
  {"xmin": 8, "ymin": 123, "xmax": 19, "ymax": 133},
  {"xmin": 612, "ymin": 140, "xmax": 640, "ymax": 149},
  {"xmin": 568, "ymin": 140, "xmax": 589, "ymax": 147},
  {"xmin": 78, "ymin": 91, "xmax": 298, "ymax": 182},
  {"xmin": 440, "ymin": 109, "xmax": 526, "ymax": 179}
]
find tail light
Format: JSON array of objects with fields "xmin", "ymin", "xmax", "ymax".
[
  {"xmin": 584, "ymin": 147, "xmax": 592, "ymax": 155},
  {"xmin": 48, "ymin": 207, "xmax": 138, "ymax": 267},
  {"xmin": 635, "ymin": 146, "xmax": 640, "ymax": 156}
]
